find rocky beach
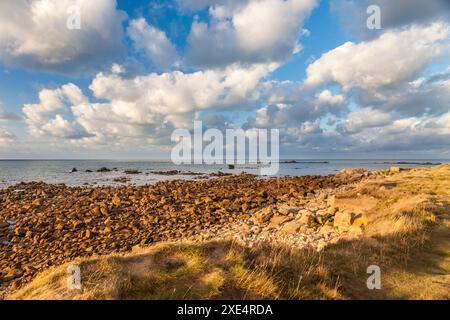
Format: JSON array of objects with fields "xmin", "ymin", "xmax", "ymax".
[{"xmin": 1, "ymin": 165, "xmax": 449, "ymax": 300}]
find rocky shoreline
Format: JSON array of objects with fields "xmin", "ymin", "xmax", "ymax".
[{"xmin": 0, "ymin": 168, "xmax": 378, "ymax": 297}]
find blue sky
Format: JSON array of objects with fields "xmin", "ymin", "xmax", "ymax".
[{"xmin": 0, "ymin": 0, "xmax": 449, "ymax": 159}]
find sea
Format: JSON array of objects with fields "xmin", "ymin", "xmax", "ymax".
[{"xmin": 0, "ymin": 159, "xmax": 447, "ymax": 188}]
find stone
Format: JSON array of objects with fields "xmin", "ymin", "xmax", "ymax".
[
  {"xmin": 103, "ymin": 227, "xmax": 112, "ymax": 234},
  {"xmin": 319, "ymin": 225, "xmax": 334, "ymax": 235},
  {"xmin": 72, "ymin": 220, "xmax": 84, "ymax": 229},
  {"xmin": 299, "ymin": 211, "xmax": 313, "ymax": 226},
  {"xmin": 334, "ymin": 210, "xmax": 353, "ymax": 230},
  {"xmin": 91, "ymin": 206, "xmax": 100, "ymax": 215},
  {"xmin": 390, "ymin": 166, "xmax": 401, "ymax": 173},
  {"xmin": 254, "ymin": 207, "xmax": 274, "ymax": 224},
  {"xmin": 4, "ymin": 268, "xmax": 23, "ymax": 281},
  {"xmin": 277, "ymin": 204, "xmax": 299, "ymax": 216},
  {"xmin": 280, "ymin": 220, "xmax": 303, "ymax": 234},
  {"xmin": 100, "ymin": 207, "xmax": 109, "ymax": 216},
  {"xmin": 269, "ymin": 215, "xmax": 293, "ymax": 227},
  {"xmin": 124, "ymin": 170, "xmax": 141, "ymax": 175},
  {"xmin": 327, "ymin": 195, "xmax": 336, "ymax": 208},
  {"xmin": 112, "ymin": 196, "xmax": 121, "ymax": 206},
  {"xmin": 24, "ymin": 265, "xmax": 37, "ymax": 273}
]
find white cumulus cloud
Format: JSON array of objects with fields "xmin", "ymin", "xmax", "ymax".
[
  {"xmin": 304, "ymin": 22, "xmax": 450, "ymax": 91},
  {"xmin": 186, "ymin": 0, "xmax": 317, "ymax": 67},
  {"xmin": 127, "ymin": 18, "xmax": 180, "ymax": 69},
  {"xmin": 0, "ymin": 0, "xmax": 127, "ymax": 73}
]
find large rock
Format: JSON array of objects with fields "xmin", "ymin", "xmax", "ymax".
[
  {"xmin": 333, "ymin": 210, "xmax": 353, "ymax": 230},
  {"xmin": 269, "ymin": 215, "xmax": 293, "ymax": 227},
  {"xmin": 280, "ymin": 220, "xmax": 304, "ymax": 234},
  {"xmin": 254, "ymin": 207, "xmax": 274, "ymax": 224},
  {"xmin": 280, "ymin": 213, "xmax": 312, "ymax": 234},
  {"xmin": 276, "ymin": 204, "xmax": 299, "ymax": 216}
]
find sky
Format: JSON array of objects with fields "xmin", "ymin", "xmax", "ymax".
[{"xmin": 0, "ymin": 0, "xmax": 449, "ymax": 159}]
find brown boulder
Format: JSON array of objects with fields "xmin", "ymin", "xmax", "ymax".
[
  {"xmin": 280, "ymin": 220, "xmax": 304, "ymax": 234},
  {"xmin": 269, "ymin": 215, "xmax": 293, "ymax": 227},
  {"xmin": 254, "ymin": 207, "xmax": 274, "ymax": 224},
  {"xmin": 112, "ymin": 196, "xmax": 121, "ymax": 206},
  {"xmin": 276, "ymin": 204, "xmax": 299, "ymax": 215}
]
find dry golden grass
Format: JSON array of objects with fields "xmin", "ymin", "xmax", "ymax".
[
  {"xmin": 9, "ymin": 165, "xmax": 450, "ymax": 300},
  {"xmin": 9, "ymin": 241, "xmax": 339, "ymax": 300}
]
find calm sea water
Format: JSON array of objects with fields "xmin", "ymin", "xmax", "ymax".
[{"xmin": 0, "ymin": 159, "xmax": 447, "ymax": 188}]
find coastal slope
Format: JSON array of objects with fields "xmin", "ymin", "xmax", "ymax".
[{"xmin": 4, "ymin": 165, "xmax": 450, "ymax": 300}]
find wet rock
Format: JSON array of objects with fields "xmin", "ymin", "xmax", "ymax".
[
  {"xmin": 97, "ymin": 167, "xmax": 111, "ymax": 172},
  {"xmin": 114, "ymin": 177, "xmax": 130, "ymax": 183},
  {"xmin": 71, "ymin": 168, "xmax": 78, "ymax": 173},
  {"xmin": 124, "ymin": 170, "xmax": 141, "ymax": 175}
]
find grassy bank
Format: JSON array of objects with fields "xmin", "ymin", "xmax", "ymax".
[{"xmin": 9, "ymin": 165, "xmax": 450, "ymax": 300}]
